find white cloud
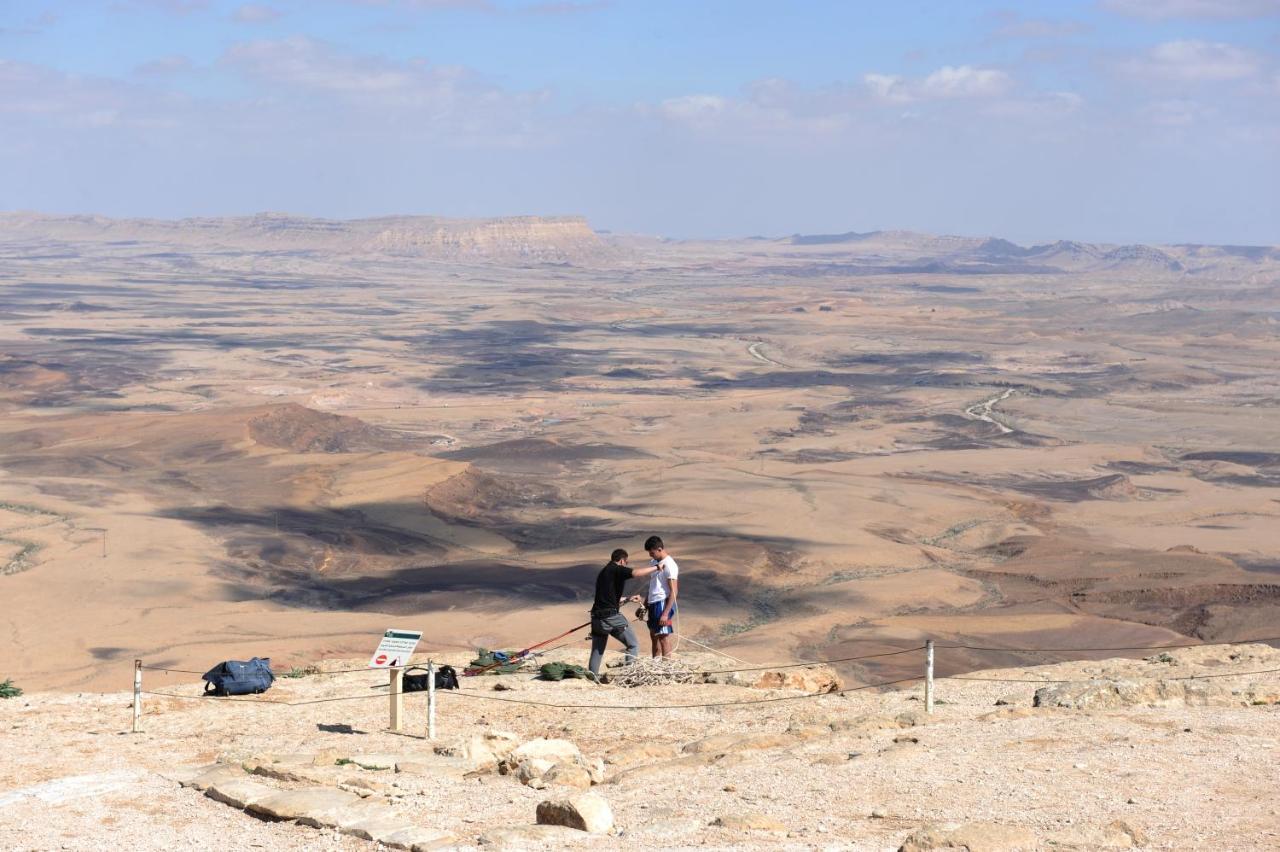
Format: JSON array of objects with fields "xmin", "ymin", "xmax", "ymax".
[
  {"xmin": 1123, "ymin": 40, "xmax": 1262, "ymax": 81},
  {"xmin": 658, "ymin": 94, "xmax": 729, "ymax": 123},
  {"xmin": 233, "ymin": 4, "xmax": 281, "ymax": 23},
  {"xmin": 865, "ymin": 65, "xmax": 1012, "ymax": 102},
  {"xmin": 1101, "ymin": 0, "xmax": 1280, "ymax": 19}
]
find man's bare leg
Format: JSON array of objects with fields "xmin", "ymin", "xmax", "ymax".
[{"xmin": 650, "ymin": 632, "xmax": 661, "ymax": 657}]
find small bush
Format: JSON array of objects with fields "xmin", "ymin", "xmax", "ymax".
[
  {"xmin": 0, "ymin": 679, "xmax": 22, "ymax": 699},
  {"xmin": 282, "ymin": 665, "xmax": 321, "ymax": 679}
]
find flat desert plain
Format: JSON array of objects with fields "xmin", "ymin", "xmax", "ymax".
[{"xmin": 2, "ymin": 213, "xmax": 1279, "ymax": 691}]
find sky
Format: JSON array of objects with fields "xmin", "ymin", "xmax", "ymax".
[{"xmin": 1, "ymin": 0, "xmax": 1278, "ymax": 244}]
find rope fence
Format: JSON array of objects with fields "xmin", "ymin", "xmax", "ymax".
[{"xmin": 128, "ymin": 631, "xmax": 1280, "ymax": 736}]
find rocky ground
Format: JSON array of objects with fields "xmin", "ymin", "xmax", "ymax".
[{"xmin": 2, "ymin": 643, "xmax": 1278, "ymax": 851}]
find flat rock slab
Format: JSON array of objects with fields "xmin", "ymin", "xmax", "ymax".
[
  {"xmin": 382, "ymin": 826, "xmax": 460, "ymax": 851},
  {"xmin": 478, "ymin": 825, "xmax": 590, "ymax": 849},
  {"xmin": 246, "ymin": 787, "xmax": 361, "ymax": 821},
  {"xmin": 205, "ymin": 779, "xmax": 276, "ymax": 810},
  {"xmin": 176, "ymin": 764, "xmax": 244, "ymax": 791},
  {"xmin": 342, "ymin": 814, "xmax": 419, "ymax": 843},
  {"xmin": 296, "ymin": 799, "xmax": 399, "ymax": 830}
]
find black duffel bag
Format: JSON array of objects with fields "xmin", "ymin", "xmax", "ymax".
[
  {"xmin": 403, "ymin": 664, "xmax": 458, "ymax": 692},
  {"xmin": 201, "ymin": 657, "xmax": 274, "ymax": 696}
]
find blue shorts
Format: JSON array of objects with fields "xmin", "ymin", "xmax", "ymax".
[{"xmin": 647, "ymin": 601, "xmax": 677, "ymax": 635}]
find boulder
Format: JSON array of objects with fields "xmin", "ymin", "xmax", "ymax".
[
  {"xmin": 1033, "ymin": 679, "xmax": 1238, "ymax": 710},
  {"xmin": 898, "ymin": 822, "xmax": 1038, "ymax": 851},
  {"xmin": 246, "ymin": 787, "xmax": 360, "ymax": 821},
  {"xmin": 712, "ymin": 813, "xmax": 786, "ymax": 832},
  {"xmin": 515, "ymin": 758, "xmax": 557, "ymax": 785},
  {"xmin": 437, "ymin": 730, "xmax": 520, "ymax": 772},
  {"xmin": 543, "ymin": 763, "xmax": 593, "ymax": 789},
  {"xmin": 513, "ymin": 738, "xmax": 585, "ymax": 767},
  {"xmin": 746, "ymin": 666, "xmax": 841, "ymax": 693},
  {"xmin": 535, "ymin": 792, "xmax": 614, "ymax": 834}
]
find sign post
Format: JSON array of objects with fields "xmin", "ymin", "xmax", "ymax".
[
  {"xmin": 389, "ymin": 668, "xmax": 404, "ymax": 732},
  {"xmin": 427, "ymin": 659, "xmax": 437, "ymax": 740},
  {"xmin": 132, "ymin": 659, "xmax": 142, "ymax": 733},
  {"xmin": 368, "ymin": 629, "xmax": 423, "ymax": 733},
  {"xmin": 925, "ymin": 639, "xmax": 935, "ymax": 714}
]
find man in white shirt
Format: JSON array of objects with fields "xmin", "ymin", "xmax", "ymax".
[{"xmin": 643, "ymin": 535, "xmax": 679, "ymax": 658}]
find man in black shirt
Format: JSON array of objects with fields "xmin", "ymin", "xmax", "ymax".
[{"xmin": 588, "ymin": 548, "xmax": 660, "ymax": 677}]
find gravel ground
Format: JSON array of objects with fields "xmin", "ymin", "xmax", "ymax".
[{"xmin": 2, "ymin": 645, "xmax": 1278, "ymax": 851}]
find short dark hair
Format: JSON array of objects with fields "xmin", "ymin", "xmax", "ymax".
[
  {"xmin": 610, "ymin": 548, "xmax": 628, "ymax": 563},
  {"xmin": 643, "ymin": 535, "xmax": 664, "ymax": 551}
]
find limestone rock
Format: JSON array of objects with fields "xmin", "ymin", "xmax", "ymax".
[
  {"xmin": 1033, "ymin": 679, "xmax": 1238, "ymax": 710},
  {"xmin": 439, "ymin": 731, "xmax": 521, "ymax": 772},
  {"xmin": 605, "ymin": 742, "xmax": 681, "ymax": 768},
  {"xmin": 515, "ymin": 758, "xmax": 556, "ymax": 785},
  {"xmin": 252, "ymin": 762, "xmax": 335, "ymax": 785},
  {"xmin": 535, "ymin": 792, "xmax": 615, "ymax": 834},
  {"xmin": 898, "ymin": 821, "xmax": 1038, "ymax": 851},
  {"xmin": 513, "ymin": 738, "xmax": 585, "ymax": 767},
  {"xmin": 683, "ymin": 732, "xmax": 795, "ymax": 755},
  {"xmin": 312, "ymin": 747, "xmax": 346, "ymax": 766},
  {"xmin": 205, "ymin": 779, "xmax": 276, "ymax": 809},
  {"xmin": 1045, "ymin": 820, "xmax": 1146, "ymax": 849},
  {"xmin": 246, "ymin": 787, "xmax": 360, "ymax": 821},
  {"xmin": 297, "ymin": 799, "xmax": 399, "ymax": 830},
  {"xmin": 478, "ymin": 824, "xmax": 588, "ymax": 848},
  {"xmin": 341, "ymin": 814, "xmax": 418, "ymax": 843},
  {"xmin": 381, "ymin": 826, "xmax": 459, "ymax": 851},
  {"xmin": 178, "ymin": 764, "xmax": 244, "ymax": 791},
  {"xmin": 544, "ymin": 762, "xmax": 593, "ymax": 789},
  {"xmin": 786, "ymin": 722, "xmax": 833, "ymax": 740},
  {"xmin": 712, "ymin": 813, "xmax": 786, "ymax": 831},
  {"xmin": 747, "ymin": 665, "xmax": 841, "ymax": 692}
]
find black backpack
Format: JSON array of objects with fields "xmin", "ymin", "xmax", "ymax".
[
  {"xmin": 404, "ymin": 664, "xmax": 458, "ymax": 692},
  {"xmin": 201, "ymin": 657, "xmax": 274, "ymax": 696}
]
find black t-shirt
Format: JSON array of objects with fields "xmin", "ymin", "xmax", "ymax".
[{"xmin": 591, "ymin": 561, "xmax": 634, "ymax": 617}]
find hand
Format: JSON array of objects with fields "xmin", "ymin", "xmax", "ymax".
[
  {"xmin": 628, "ymin": 595, "xmax": 642, "ymax": 603},
  {"xmin": 659, "ymin": 617, "xmax": 672, "ymax": 627}
]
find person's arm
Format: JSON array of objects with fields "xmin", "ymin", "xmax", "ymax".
[
  {"xmin": 620, "ymin": 564, "xmax": 658, "ymax": 604},
  {"xmin": 660, "ymin": 578, "xmax": 678, "ymax": 625}
]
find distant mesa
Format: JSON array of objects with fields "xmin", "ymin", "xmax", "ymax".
[{"xmin": 0, "ymin": 211, "xmax": 609, "ymax": 265}]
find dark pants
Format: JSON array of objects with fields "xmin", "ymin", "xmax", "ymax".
[{"xmin": 588, "ymin": 612, "xmax": 639, "ymax": 675}]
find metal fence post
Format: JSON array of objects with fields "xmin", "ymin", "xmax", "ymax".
[
  {"xmin": 427, "ymin": 660, "xmax": 437, "ymax": 740},
  {"xmin": 925, "ymin": 640, "xmax": 935, "ymax": 714},
  {"xmin": 389, "ymin": 667, "xmax": 404, "ymax": 732},
  {"xmin": 133, "ymin": 660, "xmax": 142, "ymax": 733}
]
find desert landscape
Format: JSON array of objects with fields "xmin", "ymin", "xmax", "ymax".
[{"xmin": 2, "ymin": 212, "xmax": 1280, "ymax": 693}]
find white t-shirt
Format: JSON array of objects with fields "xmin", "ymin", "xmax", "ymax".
[{"xmin": 647, "ymin": 556, "xmax": 679, "ymax": 604}]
